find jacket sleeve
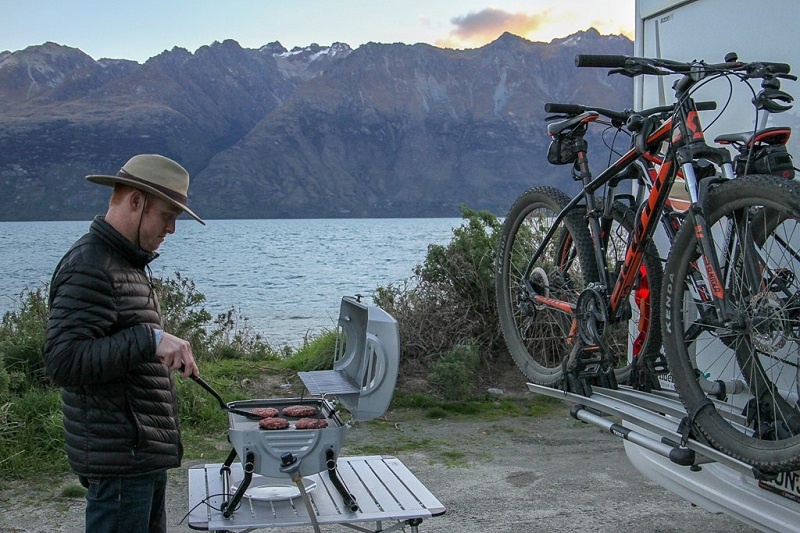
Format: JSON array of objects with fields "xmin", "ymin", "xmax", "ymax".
[{"xmin": 44, "ymin": 263, "xmax": 157, "ymax": 387}]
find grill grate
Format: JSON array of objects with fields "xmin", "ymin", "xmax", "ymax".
[{"xmin": 298, "ymin": 370, "xmax": 360, "ymax": 396}]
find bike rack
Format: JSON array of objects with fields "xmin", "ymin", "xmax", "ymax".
[{"xmin": 528, "ymin": 383, "xmax": 800, "ymax": 533}]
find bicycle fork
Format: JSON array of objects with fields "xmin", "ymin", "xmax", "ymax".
[{"xmin": 679, "ymin": 147, "xmax": 740, "ymax": 328}]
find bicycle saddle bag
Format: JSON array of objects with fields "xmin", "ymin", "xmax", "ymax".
[
  {"xmin": 735, "ymin": 144, "xmax": 795, "ymax": 179},
  {"xmin": 547, "ymin": 136, "xmax": 579, "ymax": 165}
]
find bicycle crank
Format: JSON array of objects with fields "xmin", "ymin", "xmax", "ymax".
[
  {"xmin": 576, "ymin": 283, "xmax": 608, "ymax": 346},
  {"xmin": 560, "ymin": 284, "xmax": 618, "ymax": 395}
]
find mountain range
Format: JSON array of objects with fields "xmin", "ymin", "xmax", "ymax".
[{"xmin": 0, "ymin": 29, "xmax": 633, "ymax": 221}]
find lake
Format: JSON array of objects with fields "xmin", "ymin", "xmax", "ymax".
[{"xmin": 0, "ymin": 218, "xmax": 462, "ymax": 346}]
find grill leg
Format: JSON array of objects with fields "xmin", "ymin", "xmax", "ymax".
[
  {"xmin": 221, "ymin": 451, "xmax": 254, "ymax": 519},
  {"xmin": 222, "ymin": 448, "xmax": 238, "ymax": 468},
  {"xmin": 326, "ymin": 449, "xmax": 359, "ymax": 512}
]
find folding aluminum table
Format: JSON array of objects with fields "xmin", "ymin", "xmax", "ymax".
[{"xmin": 187, "ymin": 455, "xmax": 446, "ymax": 532}]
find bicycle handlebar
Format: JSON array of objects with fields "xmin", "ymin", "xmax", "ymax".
[
  {"xmin": 544, "ymin": 103, "xmax": 596, "ymax": 115},
  {"xmin": 544, "ymin": 100, "xmax": 717, "ymax": 121},
  {"xmin": 574, "ymin": 54, "xmax": 792, "ymax": 80},
  {"xmin": 749, "ymin": 62, "xmax": 791, "ymax": 75},
  {"xmin": 574, "ymin": 55, "xmax": 629, "ymax": 68}
]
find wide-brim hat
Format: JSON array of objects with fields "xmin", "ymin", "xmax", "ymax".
[{"xmin": 86, "ymin": 154, "xmax": 205, "ymax": 225}]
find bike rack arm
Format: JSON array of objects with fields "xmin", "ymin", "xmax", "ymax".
[{"xmin": 570, "ymin": 404, "xmax": 695, "ymax": 466}]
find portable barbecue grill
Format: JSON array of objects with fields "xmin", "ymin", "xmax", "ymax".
[{"xmin": 203, "ymin": 295, "xmax": 400, "ymax": 519}]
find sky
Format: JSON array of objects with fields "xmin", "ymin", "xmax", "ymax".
[{"xmin": 1, "ymin": 0, "xmax": 635, "ymax": 63}]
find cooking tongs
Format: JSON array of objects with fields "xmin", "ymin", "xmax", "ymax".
[{"xmin": 189, "ymin": 373, "xmax": 264, "ymax": 421}]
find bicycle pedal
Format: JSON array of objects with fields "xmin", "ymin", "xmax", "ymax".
[{"xmin": 575, "ymin": 345, "xmax": 602, "ymax": 365}]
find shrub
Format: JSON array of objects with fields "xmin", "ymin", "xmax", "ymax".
[
  {"xmin": 206, "ymin": 307, "xmax": 280, "ymax": 361},
  {"xmin": 428, "ymin": 343, "xmax": 481, "ymax": 400},
  {"xmin": 419, "ymin": 208, "xmax": 500, "ymax": 308},
  {"xmin": 153, "ymin": 273, "xmax": 279, "ymax": 362},
  {"xmin": 152, "ymin": 272, "xmax": 212, "ymax": 358},
  {"xmin": 374, "ymin": 206, "xmax": 504, "ymax": 390},
  {"xmin": 0, "ymin": 369, "xmax": 8, "ymax": 397},
  {"xmin": 0, "ymin": 287, "xmax": 49, "ymax": 388}
]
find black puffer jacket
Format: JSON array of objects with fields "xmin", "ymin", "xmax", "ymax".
[{"xmin": 45, "ymin": 216, "xmax": 182, "ymax": 477}]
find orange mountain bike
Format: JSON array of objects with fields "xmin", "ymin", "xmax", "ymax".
[{"xmin": 496, "ymin": 53, "xmax": 800, "ymax": 473}]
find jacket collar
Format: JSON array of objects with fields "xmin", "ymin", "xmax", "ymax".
[{"xmin": 89, "ymin": 216, "xmax": 159, "ymax": 268}]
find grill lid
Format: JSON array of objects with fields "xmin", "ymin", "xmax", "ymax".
[{"xmin": 298, "ymin": 296, "xmax": 400, "ymax": 421}]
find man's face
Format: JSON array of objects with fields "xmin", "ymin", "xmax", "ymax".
[{"xmin": 139, "ymin": 195, "xmax": 182, "ymax": 252}]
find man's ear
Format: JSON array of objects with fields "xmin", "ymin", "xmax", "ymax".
[{"xmin": 128, "ymin": 189, "xmax": 145, "ymax": 212}]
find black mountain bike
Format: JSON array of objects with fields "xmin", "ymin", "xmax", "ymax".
[{"xmin": 496, "ymin": 53, "xmax": 800, "ymax": 472}]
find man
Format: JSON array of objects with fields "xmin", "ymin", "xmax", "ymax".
[{"xmin": 44, "ymin": 154, "xmax": 204, "ymax": 533}]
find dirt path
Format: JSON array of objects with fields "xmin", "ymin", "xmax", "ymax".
[{"xmin": 0, "ymin": 400, "xmax": 756, "ymax": 533}]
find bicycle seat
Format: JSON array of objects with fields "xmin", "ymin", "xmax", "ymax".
[
  {"xmin": 714, "ymin": 126, "xmax": 791, "ymax": 147},
  {"xmin": 547, "ymin": 111, "xmax": 599, "ymax": 136}
]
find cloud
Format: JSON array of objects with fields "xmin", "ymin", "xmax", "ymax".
[
  {"xmin": 434, "ymin": 5, "xmax": 634, "ymax": 49},
  {"xmin": 437, "ymin": 7, "xmax": 553, "ymax": 48}
]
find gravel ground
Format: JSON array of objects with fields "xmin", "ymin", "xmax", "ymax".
[{"xmin": 0, "ymin": 399, "xmax": 757, "ymax": 533}]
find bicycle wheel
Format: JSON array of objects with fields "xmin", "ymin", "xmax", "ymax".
[
  {"xmin": 662, "ymin": 174, "xmax": 800, "ymax": 472},
  {"xmin": 600, "ymin": 201, "xmax": 663, "ymax": 384},
  {"xmin": 496, "ymin": 187, "xmax": 598, "ymax": 385}
]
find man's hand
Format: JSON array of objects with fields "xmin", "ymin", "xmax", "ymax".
[{"xmin": 155, "ymin": 332, "xmax": 199, "ymax": 378}]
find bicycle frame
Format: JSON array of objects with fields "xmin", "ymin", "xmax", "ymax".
[{"xmin": 525, "ymin": 96, "xmax": 736, "ymax": 334}]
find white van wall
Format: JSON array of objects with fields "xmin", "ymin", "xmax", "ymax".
[
  {"xmin": 633, "ymin": 0, "xmax": 800, "ymax": 390},
  {"xmin": 635, "ymin": 0, "xmax": 800, "ymax": 156}
]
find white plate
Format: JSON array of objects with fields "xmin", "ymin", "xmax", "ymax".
[{"xmin": 232, "ymin": 476, "xmax": 317, "ymax": 501}]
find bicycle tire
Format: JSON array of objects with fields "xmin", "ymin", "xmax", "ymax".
[
  {"xmin": 600, "ymin": 201, "xmax": 663, "ymax": 383},
  {"xmin": 662, "ymin": 174, "xmax": 800, "ymax": 472},
  {"xmin": 495, "ymin": 187, "xmax": 599, "ymax": 385}
]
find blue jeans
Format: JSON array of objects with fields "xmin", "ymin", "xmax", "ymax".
[{"xmin": 81, "ymin": 470, "xmax": 168, "ymax": 533}]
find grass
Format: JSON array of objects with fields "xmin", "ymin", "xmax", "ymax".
[
  {"xmin": 347, "ymin": 437, "xmax": 433, "ymax": 456},
  {"xmin": 338, "ymin": 394, "xmax": 568, "ymax": 469},
  {"xmin": 0, "ymin": 386, "xmax": 69, "ymax": 477},
  {"xmin": 343, "ymin": 433, "xmax": 477, "ymax": 468},
  {"xmin": 281, "ymin": 330, "xmax": 337, "ymax": 372},
  {"xmin": 392, "ymin": 392, "xmax": 563, "ymax": 420},
  {"xmin": 439, "ymin": 450, "xmax": 468, "ymax": 467},
  {"xmin": 60, "ymin": 484, "xmax": 86, "ymax": 498}
]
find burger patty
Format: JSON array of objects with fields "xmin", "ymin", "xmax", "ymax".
[
  {"xmin": 282, "ymin": 405, "xmax": 318, "ymax": 417},
  {"xmin": 250, "ymin": 407, "xmax": 280, "ymax": 418},
  {"xmin": 295, "ymin": 417, "xmax": 329, "ymax": 430},
  {"xmin": 258, "ymin": 417, "xmax": 290, "ymax": 430}
]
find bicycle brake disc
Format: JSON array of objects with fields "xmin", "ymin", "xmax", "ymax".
[{"xmin": 750, "ymin": 291, "xmax": 787, "ymax": 352}]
